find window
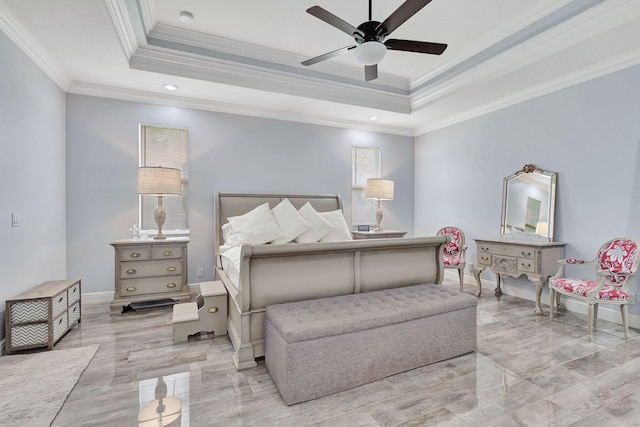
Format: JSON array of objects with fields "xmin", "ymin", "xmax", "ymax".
[
  {"xmin": 351, "ymin": 146, "xmax": 380, "ymax": 226},
  {"xmin": 139, "ymin": 125, "xmax": 189, "ymax": 234}
]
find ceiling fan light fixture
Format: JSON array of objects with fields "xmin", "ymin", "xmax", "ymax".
[{"xmin": 354, "ymin": 41, "xmax": 387, "ymax": 65}]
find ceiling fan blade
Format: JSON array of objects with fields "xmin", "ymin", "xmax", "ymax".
[
  {"xmin": 385, "ymin": 39, "xmax": 447, "ymax": 55},
  {"xmin": 302, "ymin": 46, "xmax": 356, "ymax": 66},
  {"xmin": 364, "ymin": 64, "xmax": 378, "ymax": 81},
  {"xmin": 377, "ymin": 0, "xmax": 433, "ymax": 37},
  {"xmin": 307, "ymin": 6, "xmax": 364, "ymax": 38}
]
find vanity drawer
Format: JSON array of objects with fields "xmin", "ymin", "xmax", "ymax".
[
  {"xmin": 120, "ymin": 260, "xmax": 182, "ymax": 279},
  {"xmin": 478, "ymin": 243, "xmax": 536, "ymax": 260},
  {"xmin": 152, "ymin": 245, "xmax": 183, "ymax": 260},
  {"xmin": 477, "ymin": 254, "xmax": 492, "ymax": 266},
  {"xmin": 119, "ymin": 276, "xmax": 183, "ymax": 296},
  {"xmin": 518, "ymin": 258, "xmax": 536, "ymax": 273},
  {"xmin": 120, "ymin": 247, "xmax": 151, "ymax": 261}
]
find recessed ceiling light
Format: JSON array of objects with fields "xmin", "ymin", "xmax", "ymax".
[
  {"xmin": 179, "ymin": 11, "xmax": 193, "ymax": 23},
  {"xmin": 163, "ymin": 84, "xmax": 179, "ymax": 91},
  {"xmin": 369, "ymin": 116, "xmax": 379, "ymax": 121}
]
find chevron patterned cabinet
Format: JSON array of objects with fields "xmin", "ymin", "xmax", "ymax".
[{"xmin": 5, "ymin": 279, "xmax": 81, "ymax": 354}]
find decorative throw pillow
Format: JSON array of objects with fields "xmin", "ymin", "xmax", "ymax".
[
  {"xmin": 295, "ymin": 202, "xmax": 334, "ymax": 243},
  {"xmin": 319, "ymin": 210, "xmax": 353, "ymax": 242},
  {"xmin": 270, "ymin": 198, "xmax": 311, "ymax": 244},
  {"xmin": 227, "ymin": 202, "xmax": 284, "ymax": 245}
]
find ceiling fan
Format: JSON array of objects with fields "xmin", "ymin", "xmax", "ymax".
[{"xmin": 301, "ymin": 0, "xmax": 447, "ymax": 81}]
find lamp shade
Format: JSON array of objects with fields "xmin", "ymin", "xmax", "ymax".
[
  {"xmin": 365, "ymin": 179, "xmax": 394, "ymax": 200},
  {"xmin": 138, "ymin": 167, "xmax": 182, "ymax": 195},
  {"xmin": 354, "ymin": 41, "xmax": 387, "ymax": 65}
]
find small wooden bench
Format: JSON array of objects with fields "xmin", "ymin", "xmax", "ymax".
[
  {"xmin": 265, "ymin": 284, "xmax": 477, "ymax": 405},
  {"xmin": 171, "ymin": 281, "xmax": 227, "ymax": 342}
]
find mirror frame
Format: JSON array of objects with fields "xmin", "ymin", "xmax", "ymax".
[{"xmin": 500, "ymin": 164, "xmax": 558, "ymax": 242}]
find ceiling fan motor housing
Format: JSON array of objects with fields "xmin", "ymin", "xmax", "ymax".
[{"xmin": 354, "ymin": 21, "xmax": 386, "ymax": 44}]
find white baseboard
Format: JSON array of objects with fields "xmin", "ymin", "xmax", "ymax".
[
  {"xmin": 447, "ymin": 270, "xmax": 640, "ymax": 330},
  {"xmin": 81, "ymin": 284, "xmax": 200, "ymax": 305}
]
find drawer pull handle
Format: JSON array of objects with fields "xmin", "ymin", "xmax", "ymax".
[
  {"xmin": 130, "ymin": 252, "xmax": 141, "ymax": 258},
  {"xmin": 522, "ymin": 251, "xmax": 531, "ymax": 257},
  {"xmin": 72, "ymin": 288, "xmax": 77, "ymax": 294},
  {"xmin": 167, "ymin": 266, "xmax": 177, "ymax": 272},
  {"xmin": 126, "ymin": 269, "xmax": 137, "ymax": 275},
  {"xmin": 482, "ymin": 246, "xmax": 489, "ymax": 251},
  {"xmin": 58, "ymin": 318, "xmax": 64, "ymax": 325},
  {"xmin": 522, "ymin": 263, "xmax": 531, "ymax": 268},
  {"xmin": 126, "ymin": 286, "xmax": 137, "ymax": 292},
  {"xmin": 208, "ymin": 307, "xmax": 219, "ymax": 313},
  {"xmin": 166, "ymin": 283, "xmax": 177, "ymax": 288},
  {"xmin": 163, "ymin": 251, "xmax": 173, "ymax": 256},
  {"xmin": 58, "ymin": 297, "xmax": 64, "ymax": 303}
]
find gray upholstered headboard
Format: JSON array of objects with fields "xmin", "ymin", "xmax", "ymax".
[{"xmin": 214, "ymin": 192, "xmax": 343, "ymax": 265}]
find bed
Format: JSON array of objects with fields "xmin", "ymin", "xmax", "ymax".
[{"xmin": 214, "ymin": 192, "xmax": 448, "ymax": 370}]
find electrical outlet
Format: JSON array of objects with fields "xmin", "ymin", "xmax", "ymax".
[
  {"xmin": 629, "ymin": 293, "xmax": 636, "ymax": 305},
  {"xmin": 11, "ymin": 213, "xmax": 20, "ymax": 226},
  {"xmin": 197, "ymin": 267, "xmax": 204, "ymax": 277}
]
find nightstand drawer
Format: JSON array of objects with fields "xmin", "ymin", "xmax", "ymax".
[
  {"xmin": 53, "ymin": 313, "xmax": 68, "ymax": 341},
  {"xmin": 152, "ymin": 245, "xmax": 183, "ymax": 259},
  {"xmin": 518, "ymin": 258, "xmax": 536, "ymax": 273},
  {"xmin": 68, "ymin": 302, "xmax": 81, "ymax": 325},
  {"xmin": 11, "ymin": 323, "xmax": 48, "ymax": 347},
  {"xmin": 119, "ymin": 276, "xmax": 183, "ymax": 296},
  {"xmin": 68, "ymin": 282, "xmax": 81, "ymax": 304},
  {"xmin": 10, "ymin": 299, "xmax": 48, "ymax": 323},
  {"xmin": 477, "ymin": 254, "xmax": 492, "ymax": 266},
  {"xmin": 52, "ymin": 292, "xmax": 68, "ymax": 317},
  {"xmin": 120, "ymin": 247, "xmax": 151, "ymax": 261},
  {"xmin": 120, "ymin": 260, "xmax": 183, "ymax": 279}
]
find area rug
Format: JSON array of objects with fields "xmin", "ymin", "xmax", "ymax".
[{"xmin": 0, "ymin": 344, "xmax": 99, "ymax": 427}]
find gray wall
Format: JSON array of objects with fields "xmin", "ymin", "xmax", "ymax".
[
  {"xmin": 65, "ymin": 95, "xmax": 415, "ymax": 295},
  {"xmin": 415, "ymin": 63, "xmax": 640, "ymax": 315},
  {"xmin": 1, "ymin": 31, "xmax": 67, "ymax": 339}
]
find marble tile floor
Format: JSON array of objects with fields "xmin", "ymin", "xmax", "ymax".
[{"xmin": 49, "ymin": 281, "xmax": 640, "ymax": 427}]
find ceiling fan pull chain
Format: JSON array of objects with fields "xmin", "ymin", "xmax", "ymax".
[{"xmin": 369, "ymin": 0, "xmax": 372, "ymax": 21}]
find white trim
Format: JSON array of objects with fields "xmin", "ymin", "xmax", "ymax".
[
  {"xmin": 0, "ymin": 0, "xmax": 70, "ymax": 89},
  {"xmin": 82, "ymin": 291, "xmax": 114, "ymax": 304},
  {"xmin": 105, "ymin": 0, "xmax": 138, "ymax": 59},
  {"xmin": 66, "ymin": 81, "xmax": 414, "ymax": 136},
  {"xmin": 137, "ymin": 0, "xmax": 156, "ymax": 35}
]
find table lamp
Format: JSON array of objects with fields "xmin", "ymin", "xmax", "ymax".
[
  {"xmin": 365, "ymin": 178, "xmax": 394, "ymax": 231},
  {"xmin": 138, "ymin": 166, "xmax": 182, "ymax": 240}
]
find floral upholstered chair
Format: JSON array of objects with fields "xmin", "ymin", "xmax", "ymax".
[
  {"xmin": 436, "ymin": 226, "xmax": 467, "ymax": 292},
  {"xmin": 549, "ymin": 237, "xmax": 640, "ymax": 341}
]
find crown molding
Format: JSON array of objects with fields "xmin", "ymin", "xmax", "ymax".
[
  {"xmin": 66, "ymin": 81, "xmax": 414, "ymax": 136},
  {"xmin": 415, "ymin": 47, "xmax": 640, "ymax": 136},
  {"xmin": 106, "ymin": 0, "xmax": 138, "ymax": 59},
  {"xmin": 147, "ymin": 24, "xmax": 409, "ymax": 92},
  {"xmin": 410, "ymin": 0, "xmax": 640, "ymax": 112},
  {"xmin": 130, "ymin": 47, "xmax": 411, "ymax": 114},
  {"xmin": 136, "ymin": 0, "xmax": 156, "ymax": 35},
  {"xmin": 0, "ymin": 0, "xmax": 70, "ymax": 89}
]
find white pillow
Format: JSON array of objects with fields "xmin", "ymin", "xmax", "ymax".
[
  {"xmin": 295, "ymin": 203, "xmax": 334, "ymax": 243},
  {"xmin": 270, "ymin": 198, "xmax": 311, "ymax": 244},
  {"xmin": 221, "ymin": 223, "xmax": 241, "ymax": 245},
  {"xmin": 227, "ymin": 202, "xmax": 284, "ymax": 245},
  {"xmin": 319, "ymin": 210, "xmax": 353, "ymax": 242}
]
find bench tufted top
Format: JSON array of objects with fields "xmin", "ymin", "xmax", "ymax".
[{"xmin": 265, "ymin": 284, "xmax": 477, "ymax": 343}]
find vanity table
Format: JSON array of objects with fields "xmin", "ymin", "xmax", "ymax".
[
  {"xmin": 474, "ymin": 237, "xmax": 565, "ymax": 314},
  {"xmin": 476, "ymin": 164, "xmax": 564, "ymax": 315}
]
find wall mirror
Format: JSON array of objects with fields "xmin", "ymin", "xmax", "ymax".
[{"xmin": 501, "ymin": 164, "xmax": 557, "ymax": 241}]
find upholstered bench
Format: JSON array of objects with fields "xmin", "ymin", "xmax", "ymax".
[{"xmin": 265, "ymin": 283, "xmax": 478, "ymax": 405}]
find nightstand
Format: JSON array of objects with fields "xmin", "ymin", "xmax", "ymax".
[
  {"xmin": 110, "ymin": 238, "xmax": 190, "ymax": 314},
  {"xmin": 351, "ymin": 230, "xmax": 407, "ymax": 239}
]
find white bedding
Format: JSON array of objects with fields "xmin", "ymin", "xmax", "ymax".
[{"xmin": 220, "ymin": 244, "xmax": 241, "ymax": 286}]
